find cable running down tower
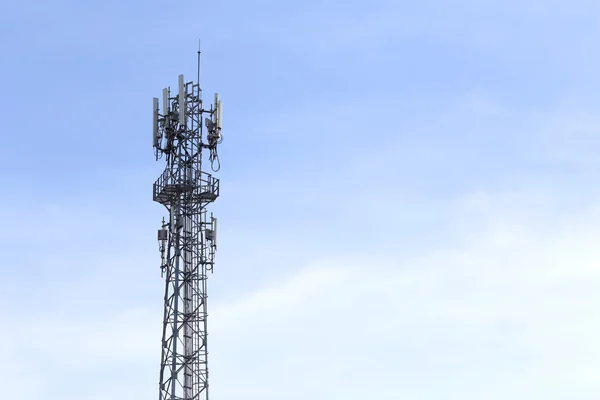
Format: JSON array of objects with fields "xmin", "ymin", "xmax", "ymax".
[{"xmin": 152, "ymin": 53, "xmax": 223, "ymax": 400}]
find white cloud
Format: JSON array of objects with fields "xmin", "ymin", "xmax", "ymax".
[{"xmin": 206, "ymin": 190, "xmax": 600, "ymax": 399}]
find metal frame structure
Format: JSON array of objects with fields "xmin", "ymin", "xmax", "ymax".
[{"xmin": 152, "ymin": 53, "xmax": 223, "ymax": 400}]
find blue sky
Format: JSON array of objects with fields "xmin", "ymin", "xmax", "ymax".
[{"xmin": 2, "ymin": 0, "xmax": 600, "ymax": 399}]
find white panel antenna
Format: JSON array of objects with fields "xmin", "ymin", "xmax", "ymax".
[
  {"xmin": 179, "ymin": 75, "xmax": 186, "ymax": 126},
  {"xmin": 213, "ymin": 93, "xmax": 219, "ymax": 124},
  {"xmin": 217, "ymin": 100, "xmax": 223, "ymax": 130},
  {"xmin": 213, "ymin": 93, "xmax": 223, "ymax": 129},
  {"xmin": 162, "ymin": 88, "xmax": 170, "ymax": 119},
  {"xmin": 153, "ymin": 97, "xmax": 159, "ymax": 147},
  {"xmin": 212, "ymin": 216, "xmax": 218, "ymax": 248}
]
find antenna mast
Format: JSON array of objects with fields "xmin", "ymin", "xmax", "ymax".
[
  {"xmin": 197, "ymin": 39, "xmax": 201, "ymax": 89},
  {"xmin": 152, "ymin": 51, "xmax": 223, "ymax": 400}
]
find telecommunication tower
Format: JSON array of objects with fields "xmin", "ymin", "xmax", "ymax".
[{"xmin": 152, "ymin": 50, "xmax": 223, "ymax": 400}]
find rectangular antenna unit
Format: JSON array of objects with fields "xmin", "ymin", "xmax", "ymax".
[
  {"xmin": 162, "ymin": 88, "xmax": 170, "ymax": 117},
  {"xmin": 153, "ymin": 97, "xmax": 159, "ymax": 147},
  {"xmin": 218, "ymin": 100, "xmax": 223, "ymax": 129},
  {"xmin": 212, "ymin": 216, "xmax": 218, "ymax": 247},
  {"xmin": 178, "ymin": 75, "xmax": 186, "ymax": 125},
  {"xmin": 213, "ymin": 93, "xmax": 220, "ymax": 127}
]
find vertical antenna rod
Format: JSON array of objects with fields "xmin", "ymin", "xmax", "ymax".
[
  {"xmin": 197, "ymin": 39, "xmax": 201, "ymax": 90},
  {"xmin": 152, "ymin": 50, "xmax": 224, "ymax": 400}
]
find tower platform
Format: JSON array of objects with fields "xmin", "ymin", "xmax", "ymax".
[{"xmin": 153, "ymin": 169, "xmax": 219, "ymax": 205}]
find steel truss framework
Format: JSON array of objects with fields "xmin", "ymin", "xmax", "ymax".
[{"xmin": 153, "ymin": 73, "xmax": 222, "ymax": 400}]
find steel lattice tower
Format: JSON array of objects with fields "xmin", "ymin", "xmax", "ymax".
[{"xmin": 152, "ymin": 52, "xmax": 223, "ymax": 400}]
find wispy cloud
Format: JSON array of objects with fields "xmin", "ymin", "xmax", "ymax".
[{"xmin": 209, "ymin": 190, "xmax": 600, "ymax": 399}]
